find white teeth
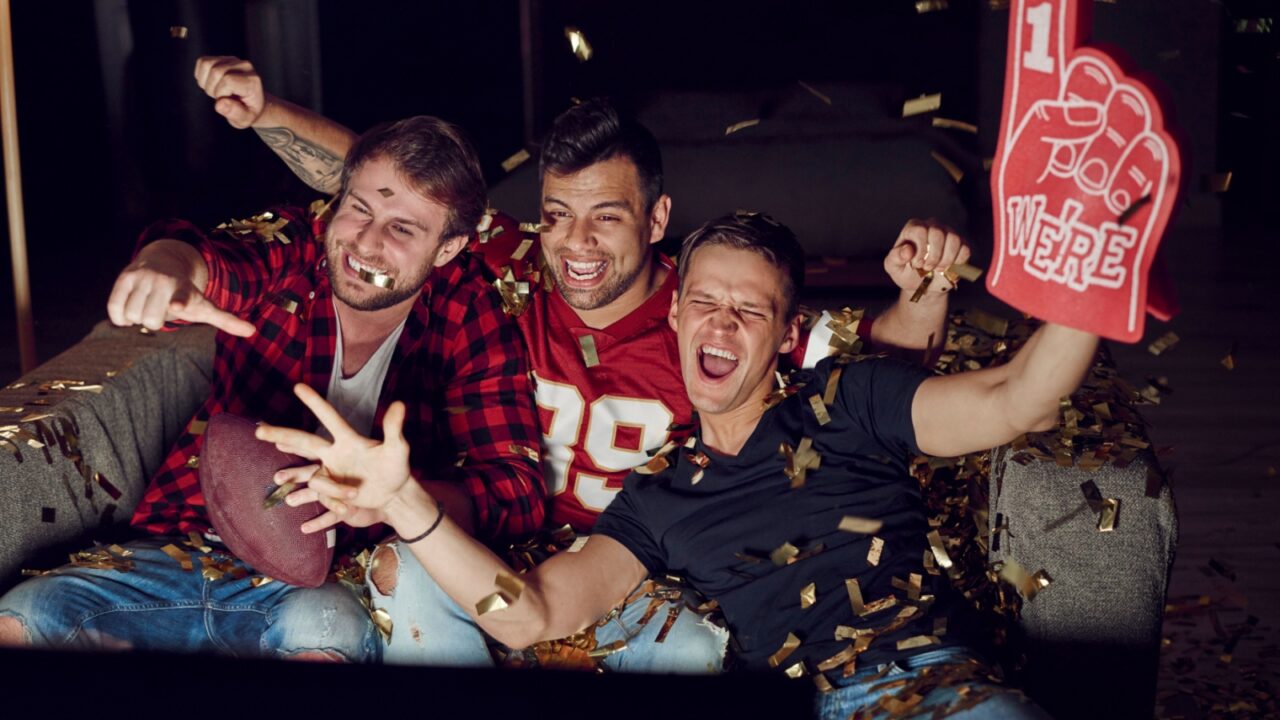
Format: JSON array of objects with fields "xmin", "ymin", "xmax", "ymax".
[
  {"xmin": 701, "ymin": 345, "xmax": 738, "ymax": 361},
  {"xmin": 565, "ymin": 259, "xmax": 606, "ymax": 280},
  {"xmin": 347, "ymin": 254, "xmax": 386, "ymax": 275}
]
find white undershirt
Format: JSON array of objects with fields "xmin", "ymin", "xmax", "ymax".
[{"xmin": 324, "ymin": 298, "xmax": 406, "ymax": 439}]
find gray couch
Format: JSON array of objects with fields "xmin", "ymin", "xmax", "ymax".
[{"xmin": 0, "ymin": 318, "xmax": 1175, "ymax": 717}]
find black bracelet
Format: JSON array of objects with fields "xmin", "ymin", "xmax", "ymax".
[{"xmin": 400, "ymin": 499, "xmax": 445, "ymax": 544}]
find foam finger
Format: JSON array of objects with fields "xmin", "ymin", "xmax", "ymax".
[
  {"xmin": 1077, "ymin": 85, "xmax": 1151, "ymax": 194},
  {"xmin": 1106, "ymin": 132, "xmax": 1170, "ymax": 219}
]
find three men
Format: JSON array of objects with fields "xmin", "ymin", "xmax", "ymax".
[
  {"xmin": 0, "ymin": 117, "xmax": 543, "ymax": 659},
  {"xmin": 193, "ymin": 55, "xmax": 974, "ymax": 671},
  {"xmin": 258, "ymin": 211, "xmax": 1086, "ymax": 717}
]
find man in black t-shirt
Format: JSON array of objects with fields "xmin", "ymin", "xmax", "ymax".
[{"xmin": 259, "ymin": 212, "xmax": 1093, "ymax": 718}]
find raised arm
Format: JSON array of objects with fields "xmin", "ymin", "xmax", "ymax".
[
  {"xmin": 911, "ymin": 322, "xmax": 1099, "ymax": 458},
  {"xmin": 869, "ymin": 219, "xmax": 971, "ymax": 354},
  {"xmin": 258, "ymin": 385, "xmax": 646, "ymax": 649},
  {"xmin": 194, "ymin": 56, "xmax": 357, "ymax": 193}
]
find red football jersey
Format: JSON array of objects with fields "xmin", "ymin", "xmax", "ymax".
[{"xmin": 469, "ymin": 214, "xmax": 851, "ymax": 532}]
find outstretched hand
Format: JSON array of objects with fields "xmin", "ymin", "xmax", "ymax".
[
  {"xmin": 107, "ymin": 253, "xmax": 255, "ymax": 337},
  {"xmin": 256, "ymin": 384, "xmax": 414, "ymax": 534}
]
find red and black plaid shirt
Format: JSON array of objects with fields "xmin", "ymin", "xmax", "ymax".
[{"xmin": 129, "ymin": 205, "xmax": 545, "ymax": 548}]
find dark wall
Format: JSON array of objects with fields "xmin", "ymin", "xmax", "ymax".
[{"xmin": 2, "ymin": 0, "xmax": 1267, "ymax": 382}]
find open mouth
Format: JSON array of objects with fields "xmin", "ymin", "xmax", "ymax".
[
  {"xmin": 562, "ymin": 258, "xmax": 607, "ymax": 284},
  {"xmin": 346, "ymin": 253, "xmax": 394, "ymax": 289},
  {"xmin": 698, "ymin": 344, "xmax": 739, "ymax": 380}
]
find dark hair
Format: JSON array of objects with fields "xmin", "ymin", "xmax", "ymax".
[
  {"xmin": 539, "ymin": 98, "xmax": 663, "ymax": 213},
  {"xmin": 340, "ymin": 116, "xmax": 487, "ymax": 240},
  {"xmin": 677, "ymin": 212, "xmax": 806, "ymax": 318}
]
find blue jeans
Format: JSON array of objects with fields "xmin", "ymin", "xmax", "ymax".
[
  {"xmin": 0, "ymin": 536, "xmax": 379, "ymax": 661},
  {"xmin": 369, "ymin": 541, "xmax": 727, "ymax": 672},
  {"xmin": 813, "ymin": 647, "xmax": 1050, "ymax": 719}
]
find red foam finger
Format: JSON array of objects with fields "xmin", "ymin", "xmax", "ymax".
[
  {"xmin": 1077, "ymin": 86, "xmax": 1152, "ymax": 194},
  {"xmin": 1004, "ymin": 0, "xmax": 1091, "ymax": 148},
  {"xmin": 990, "ymin": 0, "xmax": 1181, "ymax": 343}
]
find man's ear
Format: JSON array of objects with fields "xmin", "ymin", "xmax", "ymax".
[
  {"xmin": 777, "ymin": 313, "xmax": 802, "ymax": 356},
  {"xmin": 668, "ymin": 289, "xmax": 679, "ymax": 332},
  {"xmin": 648, "ymin": 195, "xmax": 673, "ymax": 246},
  {"xmin": 432, "ymin": 234, "xmax": 469, "ymax": 267}
]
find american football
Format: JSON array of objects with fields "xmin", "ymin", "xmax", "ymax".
[{"xmin": 199, "ymin": 412, "xmax": 334, "ymax": 587}]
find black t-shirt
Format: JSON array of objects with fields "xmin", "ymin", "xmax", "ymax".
[{"xmin": 594, "ymin": 355, "xmax": 964, "ymax": 674}]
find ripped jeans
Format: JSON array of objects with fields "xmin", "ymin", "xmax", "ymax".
[
  {"xmin": 0, "ymin": 536, "xmax": 379, "ymax": 661},
  {"xmin": 369, "ymin": 541, "xmax": 727, "ymax": 672}
]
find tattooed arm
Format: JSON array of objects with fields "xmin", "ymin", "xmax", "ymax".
[{"xmin": 194, "ymin": 56, "xmax": 356, "ymax": 194}]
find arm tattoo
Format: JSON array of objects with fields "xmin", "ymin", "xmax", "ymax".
[{"xmin": 254, "ymin": 126, "xmax": 344, "ymax": 193}]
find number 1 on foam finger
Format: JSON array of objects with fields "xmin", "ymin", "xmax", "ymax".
[{"xmin": 1022, "ymin": 3, "xmax": 1055, "ymax": 73}]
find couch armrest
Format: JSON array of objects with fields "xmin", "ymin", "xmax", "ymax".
[
  {"xmin": 989, "ymin": 413, "xmax": 1177, "ymax": 718},
  {"xmin": 0, "ymin": 322, "xmax": 215, "ymax": 590}
]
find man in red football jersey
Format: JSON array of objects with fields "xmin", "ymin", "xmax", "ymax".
[{"xmin": 192, "ymin": 56, "xmax": 969, "ymax": 671}]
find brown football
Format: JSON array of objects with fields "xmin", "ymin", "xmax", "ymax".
[{"xmin": 199, "ymin": 412, "xmax": 334, "ymax": 587}]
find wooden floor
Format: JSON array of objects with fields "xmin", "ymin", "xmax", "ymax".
[{"xmin": 1108, "ymin": 225, "xmax": 1280, "ymax": 718}]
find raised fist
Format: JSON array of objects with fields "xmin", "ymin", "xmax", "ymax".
[
  {"xmin": 988, "ymin": 0, "xmax": 1181, "ymax": 342},
  {"xmin": 194, "ymin": 55, "xmax": 266, "ymax": 129}
]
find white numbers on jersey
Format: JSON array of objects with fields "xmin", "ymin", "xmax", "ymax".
[{"xmin": 535, "ymin": 376, "xmax": 674, "ymax": 512}]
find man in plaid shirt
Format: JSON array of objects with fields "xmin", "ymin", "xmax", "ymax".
[{"xmin": 0, "ymin": 117, "xmax": 544, "ymax": 661}]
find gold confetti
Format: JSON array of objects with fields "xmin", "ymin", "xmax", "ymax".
[
  {"xmin": 1205, "ymin": 172, "xmax": 1233, "ymax": 193},
  {"xmin": 947, "ymin": 262, "xmax": 983, "ymax": 282},
  {"xmin": 800, "ymin": 582, "xmax": 817, "ymax": 609},
  {"xmin": 771, "ymin": 542, "xmax": 800, "ymax": 566},
  {"xmin": 309, "ymin": 196, "xmax": 335, "ymax": 223},
  {"xmin": 926, "ymin": 530, "xmax": 955, "ymax": 572},
  {"xmin": 501, "ymin": 148, "xmax": 531, "ymax": 173},
  {"xmin": 0, "ymin": 407, "xmax": 24, "ymax": 414},
  {"xmin": 185, "ymin": 455, "xmax": 199, "ymax": 469},
  {"xmin": 780, "ymin": 437, "xmax": 822, "ymax": 488},
  {"xmin": 476, "ymin": 592, "xmax": 511, "ymax": 615},
  {"xmin": 798, "ymin": 81, "xmax": 832, "ymax": 106},
  {"xmin": 511, "ymin": 238, "xmax": 535, "ymax": 261},
  {"xmin": 896, "ymin": 634, "xmax": 940, "ymax": 651},
  {"xmin": 690, "ymin": 469, "xmax": 705, "ymax": 485},
  {"xmin": 931, "ymin": 117, "xmax": 976, "ymax": 133},
  {"xmin": 495, "ymin": 572, "xmax": 526, "ymax": 602},
  {"xmin": 1147, "ymin": 331, "xmax": 1180, "ymax": 355},
  {"xmin": 655, "ymin": 605, "xmax": 681, "ymax": 643},
  {"xmin": 371, "ymin": 608, "xmax": 393, "ymax": 641},
  {"xmin": 783, "ymin": 662, "xmax": 807, "ymax": 679},
  {"xmin": 902, "ymin": 93, "xmax": 942, "ymax": 117},
  {"xmin": 915, "ymin": 0, "xmax": 949, "ymax": 13},
  {"xmin": 588, "ymin": 640, "xmax": 627, "ymax": 659},
  {"xmin": 838, "ymin": 516, "xmax": 884, "ymax": 535},
  {"xmin": 930, "ymin": 150, "xmax": 964, "ymax": 183},
  {"xmin": 564, "ymin": 26, "xmax": 593, "ymax": 61},
  {"xmin": 184, "ymin": 532, "xmax": 212, "ymax": 554},
  {"xmin": 169, "ymin": 26, "xmax": 188, "ymax": 39},
  {"xmin": 270, "ymin": 295, "xmax": 299, "ymax": 315},
  {"xmin": 816, "ymin": 644, "xmax": 861, "ymax": 672},
  {"xmin": 263, "ymin": 482, "xmax": 296, "ymax": 510},
  {"xmin": 767, "ymin": 632, "xmax": 802, "ymax": 668},
  {"xmin": 356, "ymin": 268, "xmax": 394, "ymax": 289},
  {"xmin": 1117, "ymin": 194, "xmax": 1152, "ymax": 225},
  {"xmin": 725, "ymin": 118, "xmax": 760, "ymax": 136},
  {"xmin": 1221, "ymin": 341, "xmax": 1237, "ymax": 370},
  {"xmin": 579, "ymin": 334, "xmax": 600, "ymax": 368},
  {"xmin": 808, "ymin": 395, "xmax": 831, "ymax": 426},
  {"xmin": 377, "ymin": 187, "xmax": 394, "ymax": 197},
  {"xmin": 867, "ymin": 537, "xmax": 885, "ymax": 566},
  {"xmin": 823, "ymin": 367, "xmax": 843, "ymax": 405},
  {"xmin": 997, "ymin": 557, "xmax": 1052, "ymax": 600},
  {"xmin": 845, "ymin": 578, "xmax": 866, "ymax": 614},
  {"xmin": 507, "ymin": 444, "xmax": 541, "ymax": 463},
  {"xmin": 188, "ymin": 419, "xmax": 207, "ymax": 436},
  {"xmin": 161, "ymin": 543, "xmax": 194, "ymax": 571},
  {"xmin": 910, "ymin": 271, "xmax": 934, "ymax": 303},
  {"xmin": 813, "ymin": 673, "xmax": 834, "ymax": 693},
  {"xmin": 1098, "ymin": 497, "xmax": 1120, "ymax": 532}
]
